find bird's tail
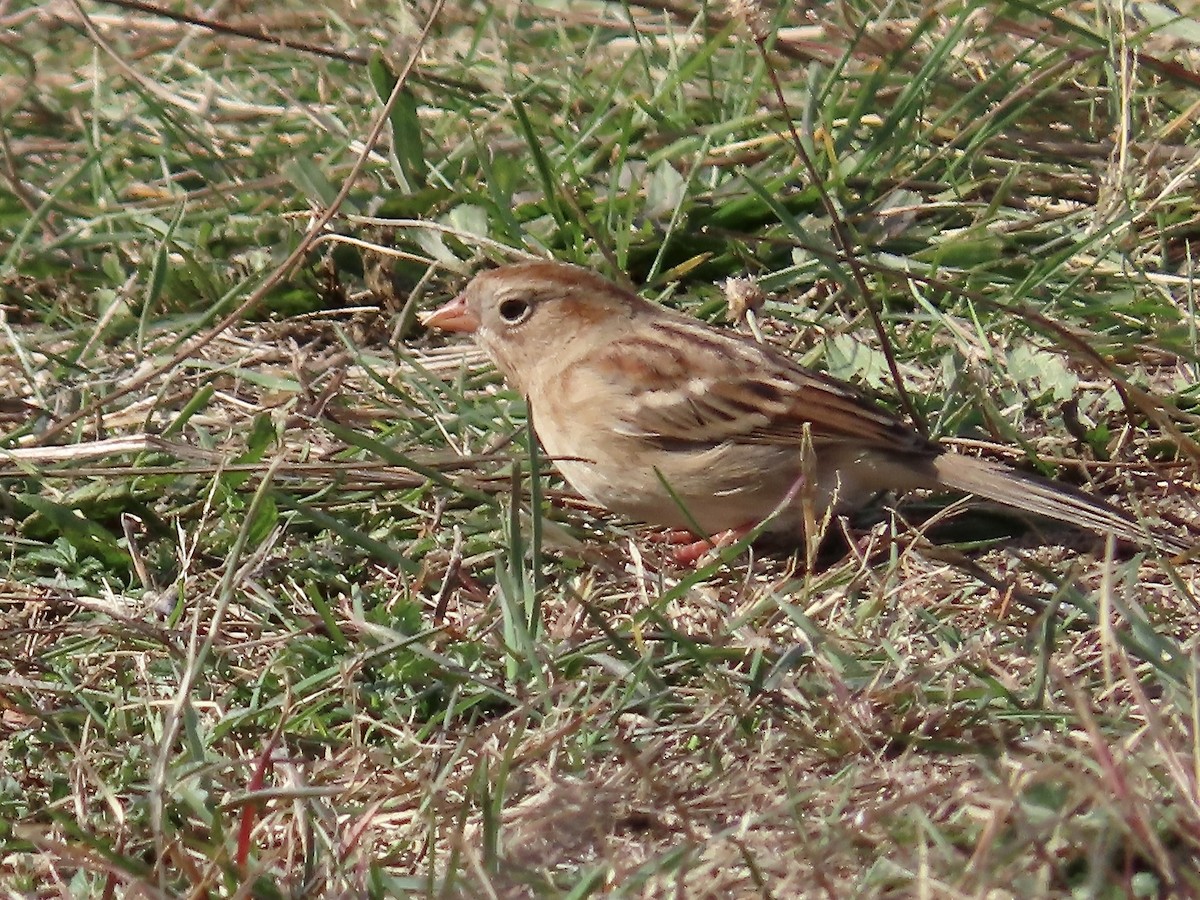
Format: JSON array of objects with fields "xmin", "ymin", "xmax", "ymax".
[{"xmin": 931, "ymin": 453, "xmax": 1189, "ymax": 556}]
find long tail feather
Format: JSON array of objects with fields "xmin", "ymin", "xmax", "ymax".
[{"xmin": 931, "ymin": 454, "xmax": 1189, "ymax": 555}]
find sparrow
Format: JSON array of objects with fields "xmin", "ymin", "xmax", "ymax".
[{"xmin": 422, "ymin": 261, "xmax": 1190, "ymax": 556}]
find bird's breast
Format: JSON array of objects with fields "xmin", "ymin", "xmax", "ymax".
[{"xmin": 523, "ymin": 367, "xmax": 808, "ymax": 532}]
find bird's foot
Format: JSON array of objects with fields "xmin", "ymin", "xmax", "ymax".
[{"xmin": 647, "ymin": 525, "xmax": 754, "ymax": 565}]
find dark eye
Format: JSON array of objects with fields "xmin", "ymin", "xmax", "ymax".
[{"xmin": 498, "ymin": 297, "xmax": 532, "ymax": 324}]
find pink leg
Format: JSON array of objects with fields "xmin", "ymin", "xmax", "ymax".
[
  {"xmin": 668, "ymin": 524, "xmax": 754, "ymax": 565},
  {"xmin": 645, "ymin": 529, "xmax": 707, "ymax": 545}
]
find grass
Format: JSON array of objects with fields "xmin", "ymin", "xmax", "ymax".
[{"xmin": 2, "ymin": 0, "xmax": 1200, "ymax": 895}]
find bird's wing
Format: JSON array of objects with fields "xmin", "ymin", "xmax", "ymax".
[{"xmin": 590, "ymin": 316, "xmax": 927, "ymax": 453}]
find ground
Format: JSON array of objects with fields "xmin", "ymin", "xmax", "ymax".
[{"xmin": 2, "ymin": 1, "xmax": 1200, "ymax": 896}]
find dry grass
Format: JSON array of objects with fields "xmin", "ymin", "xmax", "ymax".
[{"xmin": 3, "ymin": 0, "xmax": 1200, "ymax": 896}]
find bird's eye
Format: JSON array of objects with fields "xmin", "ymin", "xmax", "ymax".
[{"xmin": 498, "ymin": 298, "xmax": 532, "ymax": 325}]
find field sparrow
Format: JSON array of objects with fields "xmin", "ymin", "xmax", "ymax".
[{"xmin": 423, "ymin": 261, "xmax": 1190, "ymax": 556}]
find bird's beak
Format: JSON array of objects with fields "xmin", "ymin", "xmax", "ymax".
[{"xmin": 421, "ymin": 293, "xmax": 480, "ymax": 333}]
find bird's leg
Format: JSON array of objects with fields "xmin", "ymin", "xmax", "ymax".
[
  {"xmin": 645, "ymin": 529, "xmax": 706, "ymax": 545},
  {"xmin": 663, "ymin": 524, "xmax": 754, "ymax": 565}
]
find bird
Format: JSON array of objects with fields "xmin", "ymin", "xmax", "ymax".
[{"xmin": 422, "ymin": 260, "xmax": 1191, "ymax": 558}]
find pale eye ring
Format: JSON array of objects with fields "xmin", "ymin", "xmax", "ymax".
[{"xmin": 498, "ymin": 298, "xmax": 532, "ymax": 325}]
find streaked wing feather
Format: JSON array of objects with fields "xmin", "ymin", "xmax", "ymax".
[{"xmin": 595, "ymin": 316, "xmax": 924, "ymax": 452}]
